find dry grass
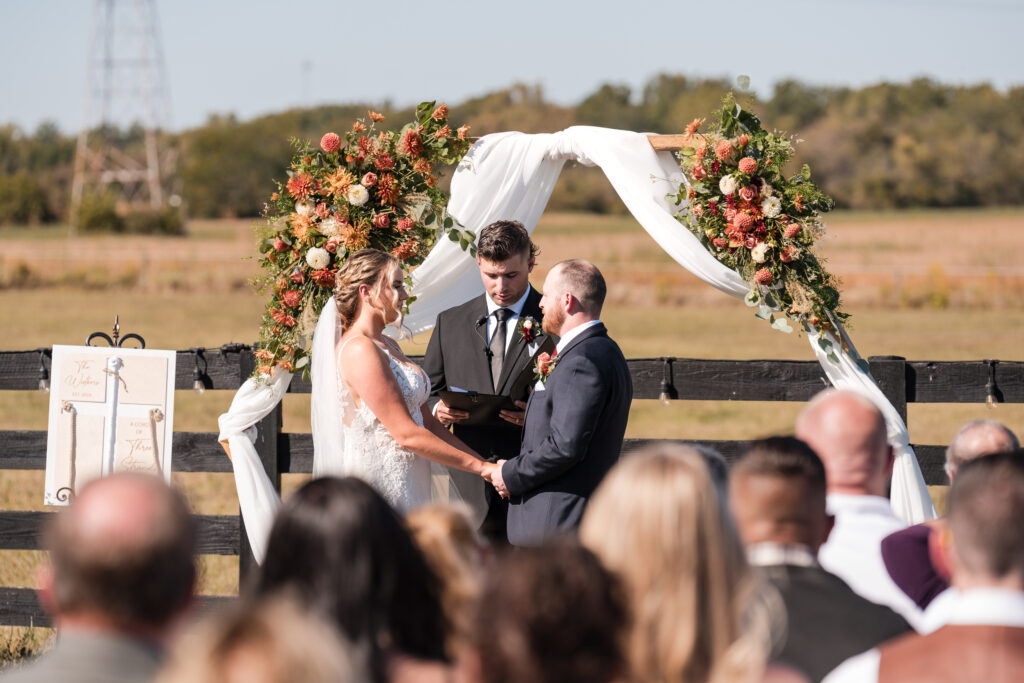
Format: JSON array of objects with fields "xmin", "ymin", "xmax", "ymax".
[{"xmin": 2, "ymin": 210, "xmax": 1023, "ymax": 660}]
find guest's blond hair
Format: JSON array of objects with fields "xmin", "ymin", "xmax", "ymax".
[
  {"xmin": 405, "ymin": 504, "xmax": 484, "ymax": 658},
  {"xmin": 580, "ymin": 444, "xmax": 776, "ymax": 683},
  {"xmin": 156, "ymin": 595, "xmax": 360, "ymax": 683}
]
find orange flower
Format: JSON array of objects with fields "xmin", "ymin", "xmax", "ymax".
[
  {"xmin": 290, "ymin": 213, "xmax": 315, "ymax": 244},
  {"xmin": 271, "ymin": 192, "xmax": 279, "ymax": 200},
  {"xmin": 254, "ymin": 348, "xmax": 274, "ymax": 361},
  {"xmin": 396, "ymin": 217, "xmax": 415, "ymax": 232},
  {"xmin": 352, "ymin": 121, "xmax": 367, "ymax": 133},
  {"xmin": 738, "ymin": 134, "xmax": 750, "ymax": 146},
  {"xmin": 373, "ymin": 153, "xmax": 395, "ymax": 171},
  {"xmin": 412, "ymin": 158, "xmax": 432, "ymax": 175},
  {"xmin": 738, "ymin": 157, "xmax": 757, "ymax": 174},
  {"xmin": 397, "ymin": 127, "xmax": 424, "ymax": 157},
  {"xmin": 434, "ymin": 125, "xmax": 451, "ymax": 140},
  {"xmin": 376, "ymin": 173, "xmax": 399, "ymax": 204},
  {"xmin": 276, "ymin": 360, "xmax": 295, "ymax": 372},
  {"xmin": 432, "ymin": 103, "xmax": 449, "ymax": 121},
  {"xmin": 341, "ymin": 220, "xmax": 371, "ymax": 251},
  {"xmin": 368, "ymin": 110, "xmax": 385, "ymax": 122},
  {"xmin": 425, "ymin": 174, "xmax": 437, "ymax": 188},
  {"xmin": 326, "ymin": 167, "xmax": 355, "ymax": 198},
  {"xmin": 733, "ymin": 212, "xmax": 754, "ymax": 231},
  {"xmin": 457, "ymin": 125, "xmax": 471, "ymax": 141},
  {"xmin": 684, "ymin": 117, "xmax": 705, "ymax": 138},
  {"xmin": 785, "ymin": 223, "xmax": 801, "ymax": 238},
  {"xmin": 286, "ymin": 173, "xmax": 314, "ymax": 199},
  {"xmin": 310, "ymin": 269, "xmax": 336, "ymax": 288},
  {"xmin": 754, "ymin": 268, "xmax": 773, "ymax": 285},
  {"xmin": 271, "ymin": 309, "xmax": 297, "ymax": 327},
  {"xmin": 391, "ymin": 236, "xmax": 419, "ymax": 260},
  {"xmin": 794, "ymin": 194, "xmax": 805, "ymax": 211},
  {"xmin": 282, "ymin": 290, "xmax": 302, "ymax": 308},
  {"xmin": 695, "ymin": 145, "xmax": 708, "ymax": 161}
]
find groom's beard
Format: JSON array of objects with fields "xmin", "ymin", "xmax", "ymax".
[{"xmin": 541, "ymin": 307, "xmax": 564, "ymax": 336}]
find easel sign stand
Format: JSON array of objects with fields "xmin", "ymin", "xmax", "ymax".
[{"xmin": 43, "ymin": 317, "xmax": 176, "ymax": 506}]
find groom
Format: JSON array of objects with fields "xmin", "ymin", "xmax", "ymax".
[
  {"xmin": 490, "ymin": 259, "xmax": 633, "ymax": 546},
  {"xmin": 423, "ymin": 220, "xmax": 555, "ymax": 541}
]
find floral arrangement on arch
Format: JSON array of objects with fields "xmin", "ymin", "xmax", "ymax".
[
  {"xmin": 673, "ymin": 93, "xmax": 851, "ymax": 361},
  {"xmin": 251, "ymin": 101, "xmax": 475, "ymax": 377}
]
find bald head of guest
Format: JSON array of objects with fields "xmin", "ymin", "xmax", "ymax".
[
  {"xmin": 40, "ymin": 473, "xmax": 196, "ymax": 640},
  {"xmin": 944, "ymin": 450, "xmax": 1024, "ymax": 591},
  {"xmin": 729, "ymin": 437, "xmax": 833, "ymax": 552},
  {"xmin": 795, "ymin": 389, "xmax": 892, "ymax": 497},
  {"xmin": 945, "ymin": 420, "xmax": 1019, "ymax": 483}
]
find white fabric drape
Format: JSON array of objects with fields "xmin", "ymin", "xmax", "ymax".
[
  {"xmin": 408, "ymin": 126, "xmax": 934, "ymax": 523},
  {"xmin": 222, "ymin": 125, "xmax": 933, "ymax": 562}
]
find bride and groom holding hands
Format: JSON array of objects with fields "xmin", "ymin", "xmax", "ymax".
[{"xmin": 324, "ymin": 220, "xmax": 632, "ymax": 545}]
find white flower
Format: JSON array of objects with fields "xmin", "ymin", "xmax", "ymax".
[
  {"xmin": 719, "ymin": 175, "xmax": 739, "ymax": 196},
  {"xmin": 295, "ymin": 199, "xmax": 314, "ymax": 216},
  {"xmin": 761, "ymin": 196, "xmax": 782, "ymax": 218},
  {"xmin": 760, "ymin": 182, "xmax": 773, "ymax": 198},
  {"xmin": 751, "ymin": 242, "xmax": 770, "ymax": 263},
  {"xmin": 347, "ymin": 184, "xmax": 369, "ymax": 206},
  {"xmin": 305, "ymin": 247, "xmax": 330, "ymax": 270},
  {"xmin": 318, "ymin": 217, "xmax": 340, "ymax": 237}
]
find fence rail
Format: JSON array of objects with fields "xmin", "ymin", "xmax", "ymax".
[{"xmin": 2, "ymin": 348, "xmax": 1021, "ymax": 627}]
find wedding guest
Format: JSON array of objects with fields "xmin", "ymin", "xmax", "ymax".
[
  {"xmin": 825, "ymin": 450, "xmax": 1024, "ymax": 682},
  {"xmin": 794, "ymin": 389, "xmax": 922, "ymax": 627},
  {"xmin": 405, "ymin": 504, "xmax": 486, "ymax": 658},
  {"xmin": 4, "ymin": 474, "xmax": 196, "ymax": 683},
  {"xmin": 881, "ymin": 421, "xmax": 1019, "ymax": 610},
  {"xmin": 251, "ymin": 477, "xmax": 450, "ymax": 683},
  {"xmin": 156, "ymin": 596, "xmax": 360, "ymax": 683},
  {"xmin": 730, "ymin": 437, "xmax": 911, "ymax": 682},
  {"xmin": 580, "ymin": 443, "xmax": 774, "ymax": 683},
  {"xmin": 464, "ymin": 540, "xmax": 627, "ymax": 683}
]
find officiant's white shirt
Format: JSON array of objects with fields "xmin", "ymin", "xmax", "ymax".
[{"xmin": 486, "ymin": 285, "xmax": 532, "ymax": 354}]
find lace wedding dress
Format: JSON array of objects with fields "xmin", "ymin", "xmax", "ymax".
[
  {"xmin": 329, "ymin": 336, "xmax": 433, "ymax": 510},
  {"xmin": 310, "ymin": 296, "xmax": 487, "ymax": 518}
]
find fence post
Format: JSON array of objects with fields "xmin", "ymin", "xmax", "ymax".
[
  {"xmin": 868, "ymin": 355, "xmax": 908, "ymax": 424},
  {"xmin": 236, "ymin": 350, "xmax": 283, "ymax": 588}
]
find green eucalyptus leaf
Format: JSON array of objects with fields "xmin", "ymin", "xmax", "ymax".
[
  {"xmin": 826, "ymin": 352, "xmax": 840, "ymax": 364},
  {"xmin": 448, "ymin": 231, "xmax": 459, "ymax": 242},
  {"xmin": 817, "ymin": 337, "xmax": 833, "ymax": 352},
  {"xmin": 855, "ymin": 358, "xmax": 871, "ymax": 374},
  {"xmin": 295, "ymin": 356, "xmax": 310, "ymax": 369},
  {"xmin": 772, "ymin": 317, "xmax": 793, "ymax": 333},
  {"xmin": 755, "ymin": 305, "xmax": 772, "ymax": 320}
]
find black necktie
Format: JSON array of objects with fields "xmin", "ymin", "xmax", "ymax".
[{"xmin": 489, "ymin": 308, "xmax": 512, "ymax": 391}]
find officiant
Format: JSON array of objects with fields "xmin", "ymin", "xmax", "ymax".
[{"xmin": 423, "ymin": 220, "xmax": 556, "ymax": 541}]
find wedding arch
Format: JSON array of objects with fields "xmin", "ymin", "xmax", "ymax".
[{"xmin": 219, "ymin": 110, "xmax": 935, "ymax": 562}]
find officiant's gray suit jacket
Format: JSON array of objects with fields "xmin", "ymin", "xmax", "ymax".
[{"xmin": 502, "ymin": 322, "xmax": 632, "ymax": 546}]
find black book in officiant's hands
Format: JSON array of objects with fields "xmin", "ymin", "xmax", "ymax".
[{"xmin": 438, "ymin": 362, "xmax": 536, "ymax": 427}]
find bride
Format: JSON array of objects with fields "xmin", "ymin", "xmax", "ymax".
[{"xmin": 310, "ymin": 248, "xmax": 498, "ymax": 511}]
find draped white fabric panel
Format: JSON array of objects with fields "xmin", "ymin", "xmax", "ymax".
[{"xmin": 222, "ymin": 126, "xmax": 933, "ymax": 562}]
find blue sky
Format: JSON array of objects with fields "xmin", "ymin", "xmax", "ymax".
[{"xmin": 2, "ymin": 0, "xmax": 1022, "ymax": 134}]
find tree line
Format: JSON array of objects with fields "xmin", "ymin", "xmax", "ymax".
[{"xmin": 1, "ymin": 75, "xmax": 1022, "ymax": 226}]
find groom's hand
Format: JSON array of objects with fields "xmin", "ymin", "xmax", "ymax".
[
  {"xmin": 435, "ymin": 399, "xmax": 470, "ymax": 425},
  {"xmin": 491, "ymin": 459, "xmax": 509, "ymax": 499},
  {"xmin": 499, "ymin": 400, "xmax": 528, "ymax": 427}
]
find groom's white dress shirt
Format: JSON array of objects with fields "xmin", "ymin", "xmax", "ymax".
[
  {"xmin": 818, "ymin": 494, "xmax": 923, "ymax": 629},
  {"xmin": 823, "ymin": 588, "xmax": 1024, "ymax": 683}
]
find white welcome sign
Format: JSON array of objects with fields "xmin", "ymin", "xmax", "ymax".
[{"xmin": 44, "ymin": 345, "xmax": 176, "ymax": 506}]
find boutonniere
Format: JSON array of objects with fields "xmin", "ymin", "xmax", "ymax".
[
  {"xmin": 517, "ymin": 315, "xmax": 540, "ymax": 343},
  {"xmin": 533, "ymin": 351, "xmax": 559, "ymax": 384}
]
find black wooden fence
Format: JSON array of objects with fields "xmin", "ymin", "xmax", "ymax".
[{"xmin": 1, "ymin": 347, "xmax": 1021, "ymax": 627}]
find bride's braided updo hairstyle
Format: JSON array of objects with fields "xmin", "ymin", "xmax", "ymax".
[{"xmin": 334, "ymin": 248, "xmax": 404, "ymax": 331}]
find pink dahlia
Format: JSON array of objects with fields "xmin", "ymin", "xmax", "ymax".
[
  {"xmin": 712, "ymin": 237, "xmax": 728, "ymax": 249},
  {"xmin": 320, "ymin": 132, "xmax": 341, "ymax": 154},
  {"xmin": 754, "ymin": 268, "xmax": 773, "ymax": 285},
  {"xmin": 734, "ymin": 213, "xmax": 754, "ymax": 231},
  {"xmin": 715, "ymin": 140, "xmax": 734, "ymax": 162},
  {"xmin": 785, "ymin": 223, "xmax": 801, "ymax": 238},
  {"xmin": 738, "ymin": 157, "xmax": 757, "ymax": 174},
  {"xmin": 396, "ymin": 217, "xmax": 415, "ymax": 232}
]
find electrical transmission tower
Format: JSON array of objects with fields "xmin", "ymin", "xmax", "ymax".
[{"xmin": 70, "ymin": 0, "xmax": 175, "ymax": 233}]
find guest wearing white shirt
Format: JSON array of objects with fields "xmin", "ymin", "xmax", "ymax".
[
  {"xmin": 824, "ymin": 450, "xmax": 1024, "ymax": 683},
  {"xmin": 795, "ymin": 390, "xmax": 923, "ymax": 628}
]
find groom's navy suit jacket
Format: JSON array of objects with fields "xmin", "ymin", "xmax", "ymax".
[{"xmin": 502, "ymin": 322, "xmax": 632, "ymax": 546}]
